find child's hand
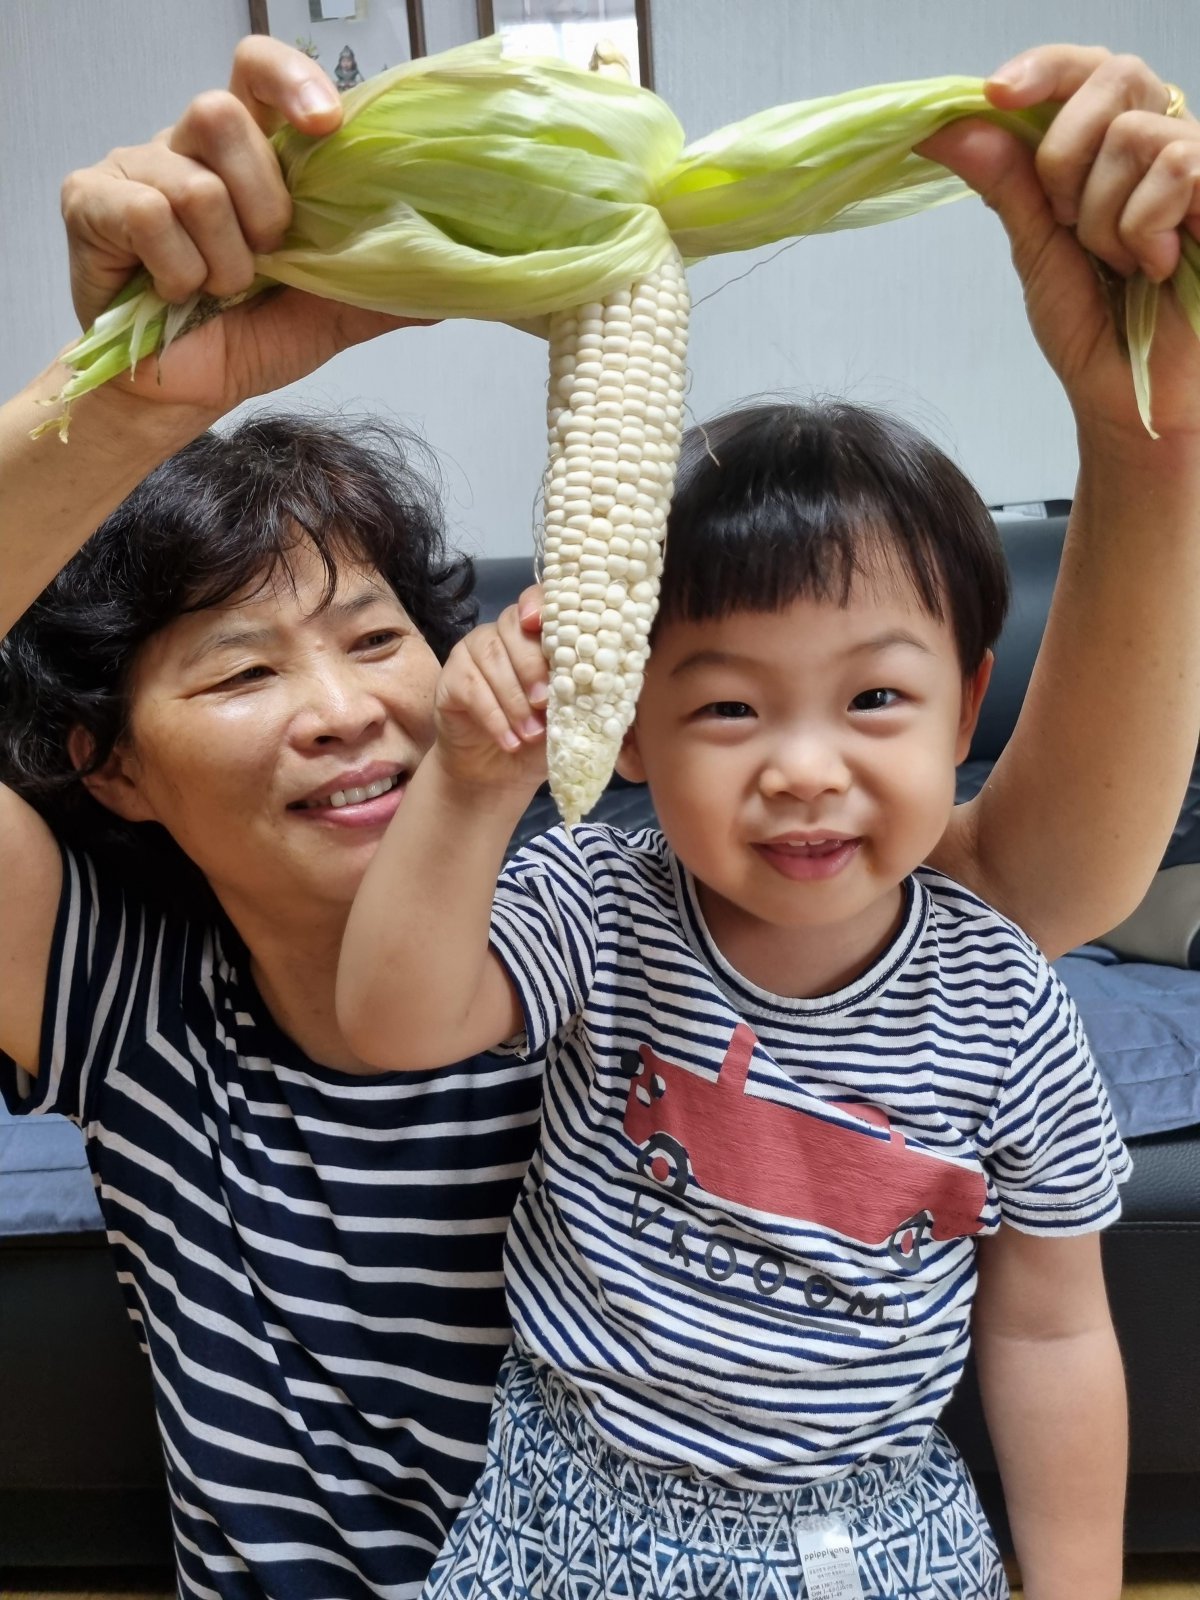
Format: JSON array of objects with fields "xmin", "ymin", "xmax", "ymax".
[{"xmin": 433, "ymin": 594, "xmax": 549, "ymax": 794}]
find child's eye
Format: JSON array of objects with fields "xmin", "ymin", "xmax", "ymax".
[
  {"xmin": 851, "ymin": 687, "xmax": 900, "ymax": 712},
  {"xmin": 702, "ymin": 701, "xmax": 755, "ymax": 720}
]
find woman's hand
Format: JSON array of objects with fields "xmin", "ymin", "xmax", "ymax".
[
  {"xmin": 433, "ymin": 591, "xmax": 549, "ymax": 795},
  {"xmin": 919, "ymin": 46, "xmax": 1200, "ymax": 442},
  {"xmin": 927, "ymin": 50, "xmax": 1200, "ymax": 953},
  {"xmin": 59, "ymin": 35, "xmax": 417, "ymax": 418}
]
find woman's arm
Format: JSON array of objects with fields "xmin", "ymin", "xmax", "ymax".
[
  {"xmin": 0, "ymin": 372, "xmax": 216, "ymax": 640},
  {"xmin": 939, "ymin": 434, "xmax": 1200, "ymax": 956},
  {"xmin": 923, "ymin": 47, "xmax": 1200, "ymax": 955},
  {"xmin": 973, "ymin": 1227, "xmax": 1126, "ymax": 1600}
]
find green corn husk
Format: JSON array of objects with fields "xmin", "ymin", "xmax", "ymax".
[
  {"xmin": 1168, "ymin": 232, "xmax": 1200, "ymax": 350},
  {"xmin": 43, "ymin": 35, "xmax": 1187, "ymax": 437}
]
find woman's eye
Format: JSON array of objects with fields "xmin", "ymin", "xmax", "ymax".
[
  {"xmin": 358, "ymin": 629, "xmax": 401, "ymax": 651},
  {"xmin": 220, "ymin": 665, "xmax": 273, "ymax": 688},
  {"xmin": 851, "ymin": 687, "xmax": 900, "ymax": 712}
]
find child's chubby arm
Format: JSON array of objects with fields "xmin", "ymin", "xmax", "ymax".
[
  {"xmin": 918, "ymin": 46, "xmax": 1200, "ymax": 956},
  {"xmin": 337, "ymin": 597, "xmax": 550, "ymax": 1071},
  {"xmin": 972, "ymin": 1225, "xmax": 1126, "ymax": 1600}
]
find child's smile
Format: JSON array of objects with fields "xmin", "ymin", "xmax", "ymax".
[
  {"xmin": 752, "ymin": 833, "xmax": 861, "ymax": 881},
  {"xmin": 618, "ymin": 570, "xmax": 991, "ymax": 997}
]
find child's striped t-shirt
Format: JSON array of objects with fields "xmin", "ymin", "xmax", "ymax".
[{"xmin": 488, "ymin": 823, "xmax": 1130, "ymax": 1488}]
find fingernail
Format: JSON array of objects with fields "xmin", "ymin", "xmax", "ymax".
[
  {"xmin": 521, "ymin": 716, "xmax": 544, "ymax": 739},
  {"xmin": 501, "ymin": 729, "xmax": 521, "ymax": 752},
  {"xmin": 529, "ymin": 681, "xmax": 549, "ymax": 708},
  {"xmin": 298, "ymin": 81, "xmax": 339, "ymax": 116},
  {"xmin": 988, "ymin": 58, "xmax": 1029, "ymax": 91}
]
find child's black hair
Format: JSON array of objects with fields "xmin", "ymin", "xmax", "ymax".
[
  {"xmin": 658, "ymin": 400, "xmax": 1009, "ymax": 672},
  {"xmin": 0, "ymin": 413, "xmax": 474, "ymax": 912}
]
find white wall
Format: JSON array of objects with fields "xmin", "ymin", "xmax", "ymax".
[
  {"xmin": 4, "ymin": 0, "xmax": 1197, "ymax": 558},
  {"xmin": 2, "ymin": 0, "xmax": 250, "ymax": 386}
]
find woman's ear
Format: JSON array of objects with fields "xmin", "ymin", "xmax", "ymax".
[
  {"xmin": 615, "ymin": 721, "xmax": 647, "ymax": 784},
  {"xmin": 955, "ymin": 652, "xmax": 994, "ymax": 765},
  {"xmin": 68, "ymin": 727, "xmax": 159, "ymax": 823}
]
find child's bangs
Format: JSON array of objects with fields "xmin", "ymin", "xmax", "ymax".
[
  {"xmin": 656, "ymin": 401, "xmax": 1006, "ymax": 671},
  {"xmin": 657, "ymin": 489, "xmax": 944, "ymax": 629}
]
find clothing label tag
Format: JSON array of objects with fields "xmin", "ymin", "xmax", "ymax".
[{"xmin": 795, "ymin": 1517, "xmax": 866, "ymax": 1600}]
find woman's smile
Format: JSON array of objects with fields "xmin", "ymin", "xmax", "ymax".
[{"xmin": 290, "ymin": 770, "xmax": 410, "ymax": 828}]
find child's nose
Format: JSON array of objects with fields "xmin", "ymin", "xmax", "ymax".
[{"xmin": 759, "ymin": 731, "xmax": 852, "ymax": 801}]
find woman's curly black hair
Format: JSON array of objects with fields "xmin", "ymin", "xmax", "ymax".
[{"xmin": 0, "ymin": 412, "xmax": 475, "ymax": 911}]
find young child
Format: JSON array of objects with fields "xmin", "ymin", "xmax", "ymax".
[{"xmin": 338, "ymin": 400, "xmax": 1129, "ymax": 1600}]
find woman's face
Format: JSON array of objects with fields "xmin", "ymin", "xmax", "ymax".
[{"xmin": 91, "ymin": 540, "xmax": 441, "ymax": 920}]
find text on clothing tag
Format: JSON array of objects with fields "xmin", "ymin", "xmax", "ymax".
[{"xmin": 795, "ymin": 1518, "xmax": 866, "ymax": 1600}]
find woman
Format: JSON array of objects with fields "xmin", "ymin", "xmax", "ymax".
[{"xmin": 3, "ymin": 34, "xmax": 1200, "ymax": 1599}]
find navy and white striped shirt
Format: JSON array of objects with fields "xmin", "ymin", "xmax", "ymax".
[
  {"xmin": 0, "ymin": 845, "xmax": 542, "ymax": 1598},
  {"xmin": 488, "ymin": 825, "xmax": 1130, "ymax": 1488}
]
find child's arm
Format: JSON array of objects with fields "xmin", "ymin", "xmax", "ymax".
[
  {"xmin": 337, "ymin": 601, "xmax": 551, "ymax": 1070},
  {"xmin": 918, "ymin": 49, "xmax": 1200, "ymax": 956},
  {"xmin": 973, "ymin": 1227, "xmax": 1126, "ymax": 1600}
]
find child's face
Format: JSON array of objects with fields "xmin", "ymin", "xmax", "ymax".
[{"xmin": 618, "ymin": 564, "xmax": 990, "ymax": 991}]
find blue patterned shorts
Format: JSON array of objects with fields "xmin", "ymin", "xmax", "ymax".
[{"xmin": 423, "ymin": 1351, "xmax": 1009, "ymax": 1599}]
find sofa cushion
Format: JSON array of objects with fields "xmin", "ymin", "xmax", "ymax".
[
  {"xmin": 1057, "ymin": 949, "xmax": 1200, "ymax": 1138},
  {"xmin": 0, "ymin": 1097, "xmax": 102, "ymax": 1236}
]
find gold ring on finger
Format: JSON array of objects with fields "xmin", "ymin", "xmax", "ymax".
[{"xmin": 1163, "ymin": 81, "xmax": 1188, "ymax": 119}]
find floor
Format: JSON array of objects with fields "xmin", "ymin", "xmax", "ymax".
[{"xmin": 6, "ymin": 1556, "xmax": 1200, "ymax": 1598}]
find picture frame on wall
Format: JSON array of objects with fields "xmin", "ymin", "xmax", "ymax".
[
  {"xmin": 475, "ymin": 0, "xmax": 653, "ymax": 89},
  {"xmin": 247, "ymin": 0, "xmax": 429, "ymax": 76}
]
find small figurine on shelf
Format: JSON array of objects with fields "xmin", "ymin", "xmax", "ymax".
[{"xmin": 335, "ymin": 45, "xmax": 364, "ymax": 89}]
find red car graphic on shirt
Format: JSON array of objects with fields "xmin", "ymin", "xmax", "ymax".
[{"xmin": 622, "ymin": 1022, "xmax": 986, "ymax": 1262}]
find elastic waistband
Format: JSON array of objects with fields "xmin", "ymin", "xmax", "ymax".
[{"xmin": 518, "ymin": 1353, "xmax": 943, "ymax": 1535}]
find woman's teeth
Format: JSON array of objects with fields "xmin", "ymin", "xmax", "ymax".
[{"xmin": 310, "ymin": 775, "xmax": 402, "ymax": 809}]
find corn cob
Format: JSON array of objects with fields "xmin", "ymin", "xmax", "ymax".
[
  {"xmin": 539, "ymin": 48, "xmax": 690, "ymax": 826},
  {"xmin": 539, "ymin": 249, "xmax": 689, "ymax": 825}
]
